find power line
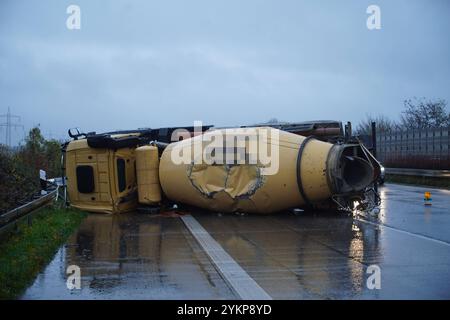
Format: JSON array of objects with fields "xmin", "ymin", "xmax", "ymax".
[{"xmin": 0, "ymin": 107, "xmax": 24, "ymax": 147}]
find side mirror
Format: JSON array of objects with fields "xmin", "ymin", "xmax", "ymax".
[{"xmin": 68, "ymin": 128, "xmax": 83, "ymax": 139}]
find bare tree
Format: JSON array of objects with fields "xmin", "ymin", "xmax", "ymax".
[
  {"xmin": 400, "ymin": 97, "xmax": 449, "ymax": 129},
  {"xmin": 356, "ymin": 114, "xmax": 396, "ymax": 136}
]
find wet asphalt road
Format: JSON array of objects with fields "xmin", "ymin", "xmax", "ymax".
[{"xmin": 22, "ymin": 183, "xmax": 450, "ymax": 299}]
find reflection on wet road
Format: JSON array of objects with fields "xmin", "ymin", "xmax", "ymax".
[
  {"xmin": 22, "ymin": 183, "xmax": 450, "ymax": 299},
  {"xmin": 368, "ymin": 184, "xmax": 450, "ymax": 243},
  {"xmin": 22, "ymin": 214, "xmax": 236, "ymax": 299}
]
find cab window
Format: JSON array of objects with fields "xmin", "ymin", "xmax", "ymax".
[
  {"xmin": 76, "ymin": 165, "xmax": 95, "ymax": 193},
  {"xmin": 117, "ymin": 158, "xmax": 126, "ymax": 192}
]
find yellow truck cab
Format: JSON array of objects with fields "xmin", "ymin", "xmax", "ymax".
[
  {"xmin": 64, "ymin": 133, "xmax": 140, "ymax": 213},
  {"xmin": 63, "ymin": 126, "xmax": 212, "ymax": 214}
]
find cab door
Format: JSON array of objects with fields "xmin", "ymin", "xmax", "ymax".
[{"xmin": 112, "ymin": 148, "xmax": 138, "ymax": 212}]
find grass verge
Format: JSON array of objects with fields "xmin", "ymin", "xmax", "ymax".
[
  {"xmin": 385, "ymin": 174, "xmax": 450, "ymax": 189},
  {"xmin": 0, "ymin": 204, "xmax": 87, "ymax": 299}
]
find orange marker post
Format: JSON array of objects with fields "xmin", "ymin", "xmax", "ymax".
[{"xmin": 424, "ymin": 192, "xmax": 432, "ymax": 206}]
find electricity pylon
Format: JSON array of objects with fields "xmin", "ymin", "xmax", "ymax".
[{"xmin": 0, "ymin": 107, "xmax": 23, "ymax": 147}]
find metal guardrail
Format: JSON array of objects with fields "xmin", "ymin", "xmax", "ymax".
[
  {"xmin": 386, "ymin": 168, "xmax": 450, "ymax": 178},
  {"xmin": 0, "ymin": 187, "xmax": 59, "ymax": 235}
]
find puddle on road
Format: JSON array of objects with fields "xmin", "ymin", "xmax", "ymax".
[
  {"xmin": 192, "ymin": 212, "xmax": 385, "ymax": 299},
  {"xmin": 21, "ymin": 212, "xmax": 235, "ymax": 299}
]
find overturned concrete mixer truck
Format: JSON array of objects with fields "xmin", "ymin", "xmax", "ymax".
[{"xmin": 62, "ymin": 121, "xmax": 382, "ymax": 214}]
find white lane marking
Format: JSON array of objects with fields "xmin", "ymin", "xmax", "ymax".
[
  {"xmin": 355, "ymin": 217, "xmax": 450, "ymax": 247},
  {"xmin": 181, "ymin": 215, "xmax": 272, "ymax": 300}
]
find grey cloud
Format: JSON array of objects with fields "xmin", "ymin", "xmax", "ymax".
[{"xmin": 0, "ymin": 0, "xmax": 449, "ymax": 145}]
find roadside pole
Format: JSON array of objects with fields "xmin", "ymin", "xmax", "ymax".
[{"xmin": 371, "ymin": 121, "xmax": 378, "ymax": 193}]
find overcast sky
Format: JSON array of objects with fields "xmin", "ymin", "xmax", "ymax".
[{"xmin": 1, "ymin": 0, "xmax": 449, "ymax": 145}]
